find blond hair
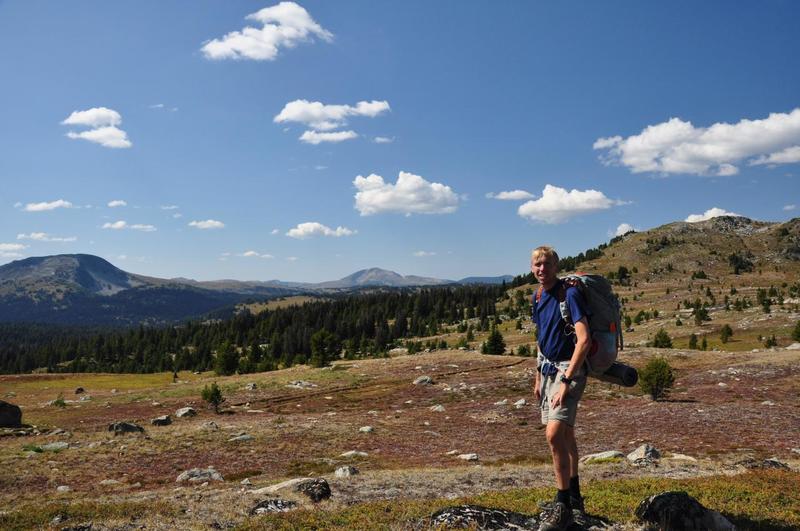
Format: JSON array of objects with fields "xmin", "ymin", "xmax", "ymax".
[{"xmin": 531, "ymin": 246, "xmax": 559, "ymax": 265}]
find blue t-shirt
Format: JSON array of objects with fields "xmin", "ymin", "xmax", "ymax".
[{"xmin": 532, "ymin": 279, "xmax": 590, "ymax": 362}]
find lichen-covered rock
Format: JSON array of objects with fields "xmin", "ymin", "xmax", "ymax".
[
  {"xmin": 176, "ymin": 467, "xmax": 224, "ymax": 483},
  {"xmin": 107, "ymin": 421, "xmax": 144, "ymax": 435},
  {"xmin": 294, "ymin": 478, "xmax": 331, "ymax": 503},
  {"xmin": 413, "ymin": 375, "xmax": 433, "ymax": 385},
  {"xmin": 429, "ymin": 505, "xmax": 536, "ymax": 530},
  {"xmin": 335, "ymin": 465, "xmax": 359, "ymax": 478},
  {"xmin": 627, "ymin": 443, "xmax": 660, "ymax": 461},
  {"xmin": 249, "ymin": 498, "xmax": 297, "ymax": 515},
  {"xmin": 175, "ymin": 407, "xmax": 197, "ymax": 418},
  {"xmin": 635, "ymin": 490, "xmax": 735, "ymax": 531},
  {"xmin": 151, "ymin": 415, "xmax": 171, "ymax": 426},
  {"xmin": 580, "ymin": 450, "xmax": 624, "ymax": 463}
]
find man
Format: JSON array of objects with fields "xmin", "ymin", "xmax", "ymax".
[{"xmin": 531, "ymin": 246, "xmax": 591, "ymax": 531}]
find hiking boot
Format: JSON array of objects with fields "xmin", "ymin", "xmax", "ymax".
[
  {"xmin": 571, "ymin": 496, "xmax": 587, "ymax": 527},
  {"xmin": 538, "ymin": 501, "xmax": 573, "ymax": 531}
]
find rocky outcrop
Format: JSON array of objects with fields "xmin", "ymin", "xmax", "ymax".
[
  {"xmin": 0, "ymin": 400, "xmax": 22, "ymax": 428},
  {"xmin": 294, "ymin": 478, "xmax": 331, "ymax": 503},
  {"xmin": 175, "ymin": 407, "xmax": 197, "ymax": 418},
  {"xmin": 249, "ymin": 498, "xmax": 297, "ymax": 515},
  {"xmin": 107, "ymin": 421, "xmax": 144, "ymax": 434},
  {"xmin": 635, "ymin": 491, "xmax": 735, "ymax": 530},
  {"xmin": 176, "ymin": 467, "xmax": 224, "ymax": 483},
  {"xmin": 429, "ymin": 505, "xmax": 536, "ymax": 530},
  {"xmin": 151, "ymin": 415, "xmax": 171, "ymax": 426}
]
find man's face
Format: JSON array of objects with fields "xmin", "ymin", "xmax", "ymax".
[{"xmin": 531, "ymin": 254, "xmax": 558, "ymax": 286}]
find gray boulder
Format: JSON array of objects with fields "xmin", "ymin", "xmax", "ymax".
[
  {"xmin": 335, "ymin": 465, "xmax": 359, "ymax": 478},
  {"xmin": 41, "ymin": 441, "xmax": 70, "ymax": 452},
  {"xmin": 151, "ymin": 415, "xmax": 172, "ymax": 426},
  {"xmin": 0, "ymin": 400, "xmax": 22, "ymax": 428},
  {"xmin": 429, "ymin": 505, "xmax": 536, "ymax": 530},
  {"xmin": 413, "ymin": 375, "xmax": 434, "ymax": 385},
  {"xmin": 175, "ymin": 407, "xmax": 197, "ymax": 418},
  {"xmin": 627, "ymin": 443, "xmax": 660, "ymax": 461},
  {"xmin": 294, "ymin": 478, "xmax": 331, "ymax": 503},
  {"xmin": 580, "ymin": 450, "xmax": 624, "ymax": 463},
  {"xmin": 176, "ymin": 467, "xmax": 224, "ymax": 483},
  {"xmin": 636, "ymin": 491, "xmax": 735, "ymax": 530},
  {"xmin": 108, "ymin": 422, "xmax": 144, "ymax": 435}
]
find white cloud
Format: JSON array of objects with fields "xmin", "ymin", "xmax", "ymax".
[
  {"xmin": 353, "ymin": 171, "xmax": 460, "ymax": 216},
  {"xmin": 299, "ymin": 130, "xmax": 358, "ymax": 144},
  {"xmin": 201, "ymin": 1, "xmax": 332, "ymax": 61},
  {"xmin": 314, "ymin": 165, "xmax": 328, "ymax": 170},
  {"xmin": 373, "ymin": 136, "xmax": 395, "ymax": 144},
  {"xmin": 275, "ymin": 99, "xmax": 390, "ymax": 131},
  {"xmin": 517, "ymin": 184, "xmax": 627, "ymax": 224},
  {"xmin": 240, "ymin": 250, "xmax": 275, "ymax": 259},
  {"xmin": 486, "ymin": 190, "xmax": 535, "ymax": 200},
  {"xmin": 189, "ymin": 219, "xmax": 225, "ymax": 230},
  {"xmin": 62, "ymin": 107, "xmax": 132, "ymax": 149},
  {"xmin": 594, "ymin": 108, "xmax": 800, "ymax": 176},
  {"xmin": 413, "ymin": 250, "xmax": 436, "ymax": 257},
  {"xmin": 286, "ymin": 222, "xmax": 356, "ymax": 239},
  {"xmin": 150, "ymin": 103, "xmax": 165, "ymax": 109},
  {"xmin": 783, "ymin": 204, "xmax": 797, "ymax": 211},
  {"xmin": 271, "ymin": 229, "xmax": 280, "ymax": 235},
  {"xmin": 685, "ymin": 207, "xmax": 742, "ymax": 223},
  {"xmin": 102, "ymin": 221, "xmax": 156, "ymax": 232},
  {"xmin": 613, "ymin": 223, "xmax": 637, "ymax": 237},
  {"xmin": 172, "ymin": 213, "xmax": 183, "ymax": 219},
  {"xmin": 751, "ymin": 145, "xmax": 800, "ymax": 166},
  {"xmin": 108, "ymin": 199, "xmax": 127, "ymax": 208},
  {"xmin": 17, "ymin": 232, "xmax": 77, "ymax": 242},
  {"xmin": 286, "ymin": 256, "xmax": 299, "ymax": 261},
  {"xmin": 23, "ymin": 199, "xmax": 73, "ymax": 212},
  {"xmin": 61, "ymin": 107, "xmax": 121, "ymax": 128},
  {"xmin": 0, "ymin": 243, "xmax": 27, "ymax": 252},
  {"xmin": 160, "ymin": 205, "xmax": 179, "ymax": 210}
]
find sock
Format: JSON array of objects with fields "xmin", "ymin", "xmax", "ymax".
[
  {"xmin": 569, "ymin": 475, "xmax": 581, "ymax": 500},
  {"xmin": 556, "ymin": 488, "xmax": 571, "ymax": 507}
]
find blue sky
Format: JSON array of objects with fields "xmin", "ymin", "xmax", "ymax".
[{"xmin": 1, "ymin": 1, "xmax": 798, "ymax": 282}]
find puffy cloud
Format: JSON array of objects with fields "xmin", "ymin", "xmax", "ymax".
[
  {"xmin": 373, "ymin": 136, "xmax": 395, "ymax": 144},
  {"xmin": 286, "ymin": 222, "xmax": 356, "ymax": 239},
  {"xmin": 299, "ymin": 130, "xmax": 358, "ymax": 144},
  {"xmin": 275, "ymin": 99, "xmax": 390, "ymax": 131},
  {"xmin": 189, "ymin": 219, "xmax": 225, "ymax": 229},
  {"xmin": 685, "ymin": 207, "xmax": 741, "ymax": 223},
  {"xmin": 614, "ymin": 223, "xmax": 637, "ymax": 237},
  {"xmin": 0, "ymin": 243, "xmax": 27, "ymax": 252},
  {"xmin": 17, "ymin": 232, "xmax": 77, "ymax": 242},
  {"xmin": 61, "ymin": 107, "xmax": 121, "ymax": 128},
  {"xmin": 62, "ymin": 107, "xmax": 131, "ymax": 149},
  {"xmin": 201, "ymin": 1, "xmax": 332, "ymax": 61},
  {"xmin": 23, "ymin": 199, "xmax": 73, "ymax": 212},
  {"xmin": 108, "ymin": 200, "xmax": 127, "ymax": 208},
  {"xmin": 353, "ymin": 171, "xmax": 459, "ymax": 216},
  {"xmin": 240, "ymin": 250, "xmax": 274, "ymax": 258},
  {"xmin": 413, "ymin": 250, "xmax": 436, "ymax": 257},
  {"xmin": 517, "ymin": 184, "xmax": 627, "ymax": 224},
  {"xmin": 783, "ymin": 204, "xmax": 797, "ymax": 211},
  {"xmin": 102, "ymin": 221, "xmax": 157, "ymax": 232},
  {"xmin": 594, "ymin": 108, "xmax": 800, "ymax": 176},
  {"xmin": 486, "ymin": 190, "xmax": 534, "ymax": 200}
]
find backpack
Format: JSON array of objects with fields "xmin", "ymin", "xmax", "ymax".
[{"xmin": 534, "ymin": 273, "xmax": 623, "ymax": 376}]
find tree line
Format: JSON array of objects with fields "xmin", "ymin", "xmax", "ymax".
[{"xmin": 0, "ymin": 285, "xmax": 503, "ymax": 374}]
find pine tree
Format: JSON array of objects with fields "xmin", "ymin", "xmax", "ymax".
[
  {"xmin": 482, "ymin": 326, "xmax": 506, "ymax": 355},
  {"xmin": 688, "ymin": 333, "xmax": 698, "ymax": 350},
  {"xmin": 201, "ymin": 382, "xmax": 225, "ymax": 413}
]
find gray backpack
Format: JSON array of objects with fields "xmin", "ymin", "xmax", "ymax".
[{"xmin": 535, "ymin": 274, "xmax": 623, "ymax": 376}]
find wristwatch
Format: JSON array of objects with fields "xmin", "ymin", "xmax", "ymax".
[{"xmin": 560, "ymin": 375, "xmax": 573, "ymax": 385}]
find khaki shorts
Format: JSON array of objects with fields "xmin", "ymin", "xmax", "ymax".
[{"xmin": 539, "ymin": 360, "xmax": 586, "ymax": 427}]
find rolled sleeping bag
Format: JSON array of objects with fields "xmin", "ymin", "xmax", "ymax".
[{"xmin": 593, "ymin": 361, "xmax": 638, "ymax": 387}]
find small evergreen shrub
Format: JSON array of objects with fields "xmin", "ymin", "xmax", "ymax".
[
  {"xmin": 651, "ymin": 328, "xmax": 672, "ymax": 348},
  {"xmin": 201, "ymin": 382, "xmax": 225, "ymax": 413},
  {"xmin": 639, "ymin": 357, "xmax": 675, "ymax": 400}
]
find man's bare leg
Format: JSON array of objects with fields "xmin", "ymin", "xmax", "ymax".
[{"xmin": 545, "ymin": 420, "xmax": 571, "ymax": 489}]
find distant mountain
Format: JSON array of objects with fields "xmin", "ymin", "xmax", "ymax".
[
  {"xmin": 0, "ymin": 256, "xmax": 510, "ymax": 325},
  {"xmin": 312, "ymin": 267, "xmax": 453, "ymax": 289},
  {"xmin": 458, "ymin": 275, "xmax": 514, "ymax": 285}
]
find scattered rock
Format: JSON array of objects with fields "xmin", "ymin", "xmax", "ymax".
[
  {"xmin": 175, "ymin": 407, "xmax": 197, "ymax": 418},
  {"xmin": 41, "ymin": 441, "xmax": 70, "ymax": 452},
  {"xmin": 99, "ymin": 479, "xmax": 122, "ymax": 486},
  {"xmin": 636, "ymin": 490, "xmax": 735, "ymax": 530},
  {"xmin": 413, "ymin": 375, "xmax": 434, "ymax": 385},
  {"xmin": 199, "ymin": 421, "xmax": 219, "ymax": 431},
  {"xmin": 580, "ymin": 450, "xmax": 624, "ymax": 463},
  {"xmin": 669, "ymin": 453, "xmax": 698, "ymax": 462},
  {"xmin": 74, "ymin": 387, "xmax": 85, "ymax": 395},
  {"xmin": 78, "ymin": 395, "xmax": 92, "ymax": 402},
  {"xmin": 493, "ymin": 399, "xmax": 508, "ymax": 406},
  {"xmin": 628, "ymin": 443, "xmax": 660, "ymax": 461},
  {"xmin": 740, "ymin": 457, "xmax": 790, "ymax": 470},
  {"xmin": 359, "ymin": 426, "xmax": 374, "ymax": 433},
  {"xmin": 0, "ymin": 400, "xmax": 22, "ymax": 428},
  {"xmin": 429, "ymin": 505, "xmax": 536, "ymax": 530},
  {"xmin": 151, "ymin": 415, "xmax": 172, "ymax": 426},
  {"xmin": 228, "ymin": 433, "xmax": 254, "ymax": 442},
  {"xmin": 251, "ymin": 477, "xmax": 313, "ymax": 495},
  {"xmin": 786, "ymin": 342, "xmax": 800, "ymax": 350},
  {"xmin": 761, "ymin": 400, "xmax": 776, "ymax": 406},
  {"xmin": 457, "ymin": 453, "xmax": 479, "ymax": 461},
  {"xmin": 245, "ymin": 383, "xmax": 257, "ymax": 391},
  {"xmin": 430, "ymin": 405, "xmax": 445, "ymax": 412},
  {"xmin": 61, "ymin": 522, "xmax": 93, "ymax": 531},
  {"xmin": 294, "ymin": 478, "xmax": 331, "ymax": 503},
  {"xmin": 107, "ymin": 422, "xmax": 144, "ymax": 435},
  {"xmin": 110, "ymin": 389, "xmax": 118, "ymax": 394},
  {"xmin": 286, "ymin": 380, "xmax": 317, "ymax": 389},
  {"xmin": 176, "ymin": 467, "xmax": 224, "ymax": 483},
  {"xmin": 249, "ymin": 498, "xmax": 297, "ymax": 515},
  {"xmin": 514, "ymin": 399, "xmax": 527, "ymax": 408},
  {"xmin": 340, "ymin": 450, "xmax": 368, "ymax": 458},
  {"xmin": 335, "ymin": 465, "xmax": 359, "ymax": 477},
  {"xmin": 446, "ymin": 450, "xmax": 460, "ymax": 456},
  {"xmin": 56, "ymin": 485, "xmax": 71, "ymax": 493}
]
